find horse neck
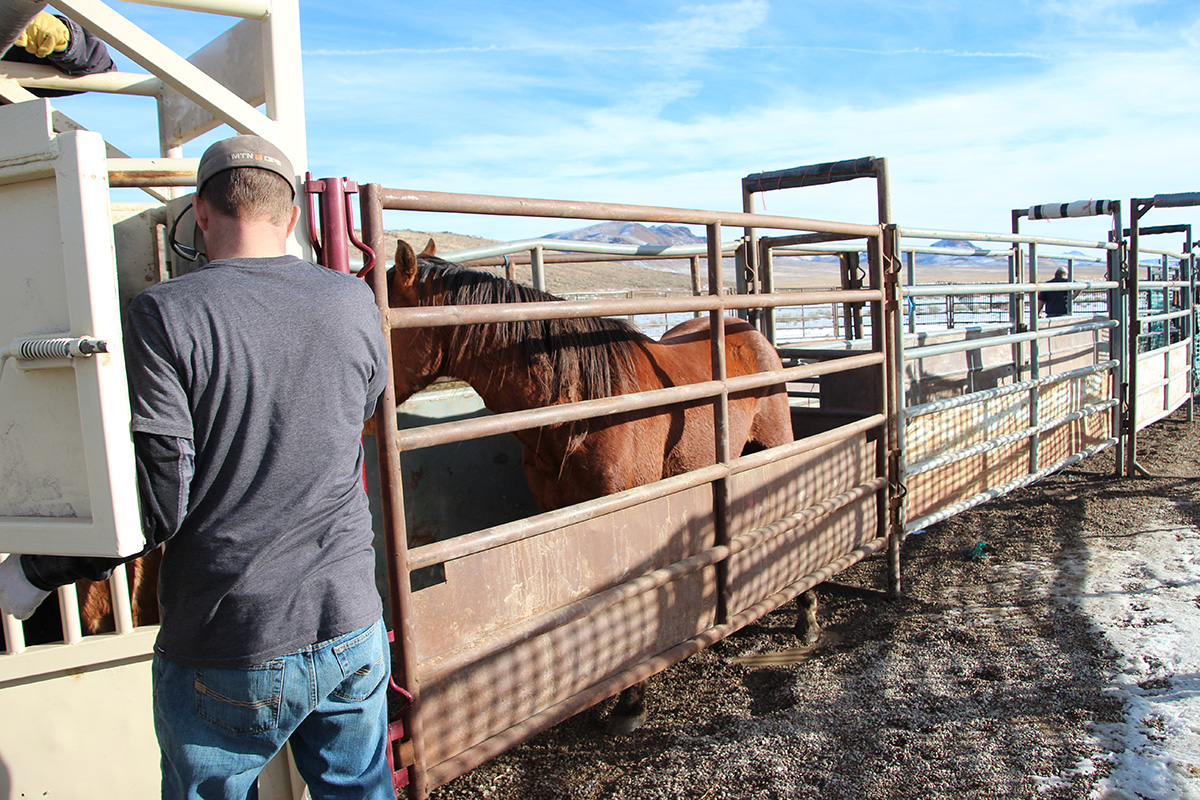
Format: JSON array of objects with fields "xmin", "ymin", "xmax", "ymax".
[{"xmin": 442, "ymin": 338, "xmax": 558, "ymax": 416}]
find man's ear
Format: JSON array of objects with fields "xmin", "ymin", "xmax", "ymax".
[
  {"xmin": 286, "ymin": 205, "xmax": 300, "ymax": 237},
  {"xmin": 192, "ymin": 193, "xmax": 210, "ymax": 233}
]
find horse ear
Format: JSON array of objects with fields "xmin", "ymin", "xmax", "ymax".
[
  {"xmin": 421, "ymin": 238, "xmax": 437, "ymax": 257},
  {"xmin": 393, "ymin": 239, "xmax": 419, "ymax": 291}
]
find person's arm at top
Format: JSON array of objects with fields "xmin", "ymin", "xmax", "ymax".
[{"xmin": 5, "ymin": 12, "xmax": 115, "ymax": 76}]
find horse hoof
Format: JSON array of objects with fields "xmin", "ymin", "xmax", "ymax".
[{"xmin": 606, "ymin": 711, "xmax": 646, "ymax": 735}]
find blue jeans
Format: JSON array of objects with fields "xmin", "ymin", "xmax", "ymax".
[{"xmin": 153, "ymin": 619, "xmax": 393, "ymax": 800}]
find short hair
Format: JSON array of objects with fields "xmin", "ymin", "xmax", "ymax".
[{"xmin": 197, "ymin": 167, "xmax": 294, "ymax": 227}]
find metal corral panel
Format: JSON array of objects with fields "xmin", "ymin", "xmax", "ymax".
[
  {"xmin": 1136, "ymin": 341, "xmax": 1191, "ymax": 429},
  {"xmin": 905, "ymin": 369, "xmax": 1112, "ymax": 524},
  {"xmin": 407, "ymin": 428, "xmax": 879, "ymax": 782},
  {"xmin": 412, "ymin": 482, "xmax": 716, "ymax": 770},
  {"xmin": 726, "ymin": 435, "xmax": 877, "ymax": 616}
]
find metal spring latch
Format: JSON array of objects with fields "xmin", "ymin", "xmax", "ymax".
[{"xmin": 1, "ymin": 336, "xmax": 110, "ymax": 372}]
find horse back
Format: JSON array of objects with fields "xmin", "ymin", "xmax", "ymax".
[{"xmin": 659, "ymin": 315, "xmax": 785, "ymax": 376}]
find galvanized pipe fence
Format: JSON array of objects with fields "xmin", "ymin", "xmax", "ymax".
[{"xmin": 355, "ymin": 183, "xmax": 896, "ymax": 797}]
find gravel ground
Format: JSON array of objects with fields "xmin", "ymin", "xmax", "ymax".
[{"xmin": 431, "ymin": 406, "xmax": 1200, "ymax": 800}]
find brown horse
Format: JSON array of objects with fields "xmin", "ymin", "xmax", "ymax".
[
  {"xmin": 388, "ymin": 240, "xmax": 793, "ymax": 507},
  {"xmin": 77, "ymin": 549, "xmax": 162, "ymax": 634},
  {"xmin": 388, "ymin": 239, "xmax": 795, "ymax": 731}
]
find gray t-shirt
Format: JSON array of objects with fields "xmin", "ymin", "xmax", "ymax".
[{"xmin": 126, "ymin": 255, "xmax": 388, "ymax": 667}]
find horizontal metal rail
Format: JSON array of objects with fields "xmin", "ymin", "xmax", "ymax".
[
  {"xmin": 898, "ymin": 226, "xmax": 1118, "ymax": 252},
  {"xmin": 1138, "ymin": 308, "xmax": 1192, "ymax": 325},
  {"xmin": 1136, "ymin": 372, "xmax": 1190, "ymax": 397},
  {"xmin": 2, "ymin": 63, "xmax": 162, "ymax": 95},
  {"xmin": 905, "ymin": 318, "xmax": 1117, "ymax": 361},
  {"xmin": 407, "ymin": 413, "xmax": 886, "ymax": 570},
  {"xmin": 743, "ymin": 157, "xmax": 881, "ymax": 191},
  {"xmin": 1139, "ymin": 280, "xmax": 1192, "ymax": 289},
  {"xmin": 395, "ymin": 353, "xmax": 884, "ymax": 453},
  {"xmin": 1136, "ymin": 339, "xmax": 1192, "ymax": 359},
  {"xmin": 121, "ymin": 0, "xmax": 271, "ymax": 18},
  {"xmin": 107, "ymin": 158, "xmax": 200, "ymax": 187},
  {"xmin": 904, "ymin": 361, "xmax": 1118, "ymax": 420},
  {"xmin": 905, "ymin": 399, "xmax": 1119, "ymax": 478},
  {"xmin": 379, "ymin": 188, "xmax": 881, "ymax": 238},
  {"xmin": 420, "ymin": 475, "xmax": 888, "ymax": 683},
  {"xmin": 384, "ymin": 288, "xmax": 882, "ymax": 329},
  {"xmin": 905, "ymin": 438, "xmax": 1118, "ymax": 534},
  {"xmin": 441, "ymin": 237, "xmax": 738, "ymax": 263},
  {"xmin": 903, "ymin": 281, "xmax": 1118, "ymax": 298}
]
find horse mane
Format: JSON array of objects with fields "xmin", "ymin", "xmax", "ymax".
[{"xmin": 411, "ymin": 256, "xmax": 647, "ymax": 402}]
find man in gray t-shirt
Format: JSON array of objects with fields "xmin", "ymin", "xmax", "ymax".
[{"xmin": 0, "ymin": 135, "xmax": 394, "ymax": 798}]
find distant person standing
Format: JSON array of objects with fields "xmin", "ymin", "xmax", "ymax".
[{"xmin": 1039, "ymin": 266, "xmax": 1072, "ymax": 318}]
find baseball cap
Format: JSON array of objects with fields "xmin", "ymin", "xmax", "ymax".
[{"xmin": 196, "ymin": 135, "xmax": 295, "ymax": 197}]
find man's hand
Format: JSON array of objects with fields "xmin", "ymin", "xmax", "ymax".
[
  {"xmin": 0, "ymin": 555, "xmax": 50, "ymax": 620},
  {"xmin": 14, "ymin": 12, "xmax": 72, "ymax": 58}
]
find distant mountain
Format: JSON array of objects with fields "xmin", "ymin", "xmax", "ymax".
[
  {"xmin": 928, "ymin": 239, "xmax": 985, "ymax": 253},
  {"xmin": 543, "ymin": 221, "xmax": 705, "ymax": 248}
]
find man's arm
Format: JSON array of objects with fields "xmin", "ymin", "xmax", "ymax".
[
  {"xmin": 0, "ymin": 432, "xmax": 193, "ymax": 619},
  {"xmin": 0, "ymin": 298, "xmax": 193, "ymax": 620}
]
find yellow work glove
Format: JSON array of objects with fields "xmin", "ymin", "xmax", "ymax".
[{"xmin": 14, "ymin": 11, "xmax": 71, "ymax": 58}]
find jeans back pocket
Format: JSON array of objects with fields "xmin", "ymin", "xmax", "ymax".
[
  {"xmin": 330, "ymin": 623, "xmax": 388, "ymax": 702},
  {"xmin": 194, "ymin": 660, "xmax": 285, "ymax": 736}
]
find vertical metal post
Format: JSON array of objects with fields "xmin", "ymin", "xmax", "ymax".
[
  {"xmin": 306, "ymin": 176, "xmax": 353, "ymax": 272},
  {"xmin": 874, "ymin": 157, "xmax": 892, "ymax": 225},
  {"xmin": 1109, "ymin": 208, "xmax": 1126, "ymax": 477},
  {"xmin": 1187, "ymin": 231, "xmax": 1196, "ymax": 420},
  {"xmin": 1, "ymin": 586, "xmax": 25, "ymax": 653},
  {"xmin": 760, "ymin": 242, "xmax": 777, "ymax": 344},
  {"xmin": 905, "ymin": 250, "xmax": 916, "ymax": 333},
  {"xmin": 530, "ymin": 245, "xmax": 546, "ymax": 292},
  {"xmin": 1127, "ymin": 201, "xmax": 1148, "ymax": 477},
  {"xmin": 689, "ymin": 255, "xmax": 703, "ymax": 319},
  {"xmin": 706, "ymin": 222, "xmax": 731, "ymax": 625},
  {"xmin": 738, "ymin": 184, "xmax": 755, "ymax": 304},
  {"xmin": 1028, "ymin": 241, "xmax": 1041, "ymax": 474},
  {"xmin": 1010, "ymin": 243, "xmax": 1026, "ymax": 383},
  {"xmin": 361, "ymin": 184, "xmax": 426, "ymax": 799},
  {"xmin": 879, "ymin": 226, "xmax": 902, "ymax": 597}
]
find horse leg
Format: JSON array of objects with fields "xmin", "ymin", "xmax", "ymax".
[
  {"xmin": 794, "ymin": 589, "xmax": 820, "ymax": 646},
  {"xmin": 606, "ymin": 680, "xmax": 648, "ymax": 735}
]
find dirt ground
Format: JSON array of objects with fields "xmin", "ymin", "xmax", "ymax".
[{"xmin": 429, "ymin": 405, "xmax": 1200, "ymax": 800}]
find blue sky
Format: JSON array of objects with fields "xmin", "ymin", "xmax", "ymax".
[{"xmin": 54, "ymin": 0, "xmax": 1200, "ymax": 248}]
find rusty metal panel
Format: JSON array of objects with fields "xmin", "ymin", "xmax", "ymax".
[
  {"xmin": 416, "ymin": 569, "xmax": 714, "ymax": 769},
  {"xmin": 725, "ymin": 435, "xmax": 877, "ymax": 616},
  {"xmin": 409, "ymin": 482, "xmax": 716, "ymax": 770},
  {"xmin": 410, "ymin": 483, "xmax": 714, "ymax": 663}
]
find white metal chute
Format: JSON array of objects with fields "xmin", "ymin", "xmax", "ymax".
[{"xmin": 0, "ymin": 100, "xmax": 142, "ymax": 558}]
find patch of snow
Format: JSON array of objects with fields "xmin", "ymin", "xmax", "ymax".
[{"xmin": 1077, "ymin": 519, "xmax": 1200, "ymax": 800}]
